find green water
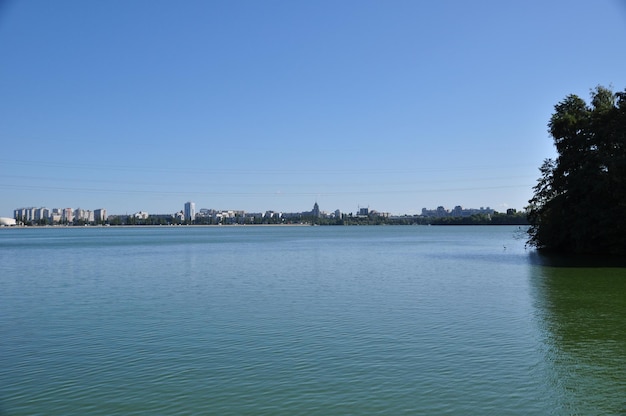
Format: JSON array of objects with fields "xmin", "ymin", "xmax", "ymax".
[
  {"xmin": 529, "ymin": 255, "xmax": 626, "ymax": 415},
  {"xmin": 1, "ymin": 226, "xmax": 624, "ymax": 415}
]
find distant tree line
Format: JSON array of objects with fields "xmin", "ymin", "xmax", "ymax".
[
  {"xmin": 527, "ymin": 86, "xmax": 626, "ymax": 255},
  {"xmin": 17, "ymin": 210, "xmax": 528, "ymax": 227},
  {"xmin": 309, "ymin": 211, "xmax": 528, "ymax": 226}
]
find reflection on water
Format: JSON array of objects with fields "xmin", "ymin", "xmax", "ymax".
[{"xmin": 529, "ymin": 252, "xmax": 626, "ymax": 414}]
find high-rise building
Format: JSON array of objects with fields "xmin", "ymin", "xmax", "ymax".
[
  {"xmin": 13, "ymin": 207, "xmax": 45, "ymax": 222},
  {"xmin": 94, "ymin": 208, "xmax": 107, "ymax": 223},
  {"xmin": 312, "ymin": 202, "xmax": 320, "ymax": 218},
  {"xmin": 62, "ymin": 208, "xmax": 73, "ymax": 223},
  {"xmin": 34, "ymin": 207, "xmax": 48, "ymax": 221},
  {"xmin": 74, "ymin": 208, "xmax": 84, "ymax": 222},
  {"xmin": 184, "ymin": 201, "xmax": 196, "ymax": 223}
]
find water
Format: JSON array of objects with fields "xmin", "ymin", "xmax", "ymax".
[{"xmin": 1, "ymin": 226, "xmax": 625, "ymax": 415}]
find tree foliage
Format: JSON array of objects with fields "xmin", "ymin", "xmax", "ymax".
[{"xmin": 527, "ymin": 86, "xmax": 626, "ymax": 255}]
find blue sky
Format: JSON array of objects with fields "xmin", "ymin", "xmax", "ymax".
[{"xmin": 1, "ymin": 0, "xmax": 625, "ymax": 217}]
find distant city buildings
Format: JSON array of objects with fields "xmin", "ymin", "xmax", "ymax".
[
  {"xmin": 13, "ymin": 206, "xmax": 108, "ymax": 225},
  {"xmin": 421, "ymin": 205, "xmax": 495, "ymax": 218},
  {"xmin": 134, "ymin": 211, "xmax": 149, "ymax": 220},
  {"xmin": 7, "ymin": 202, "xmax": 512, "ymax": 227}
]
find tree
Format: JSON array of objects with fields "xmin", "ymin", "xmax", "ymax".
[{"xmin": 527, "ymin": 86, "xmax": 626, "ymax": 255}]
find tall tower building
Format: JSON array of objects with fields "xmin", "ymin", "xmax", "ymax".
[
  {"xmin": 312, "ymin": 202, "xmax": 320, "ymax": 218},
  {"xmin": 184, "ymin": 201, "xmax": 196, "ymax": 223}
]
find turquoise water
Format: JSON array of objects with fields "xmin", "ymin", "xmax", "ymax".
[{"xmin": 1, "ymin": 226, "xmax": 625, "ymax": 415}]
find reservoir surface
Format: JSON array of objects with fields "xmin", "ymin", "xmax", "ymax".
[{"xmin": 1, "ymin": 225, "xmax": 625, "ymax": 415}]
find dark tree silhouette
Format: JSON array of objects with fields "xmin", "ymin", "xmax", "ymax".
[{"xmin": 527, "ymin": 86, "xmax": 626, "ymax": 255}]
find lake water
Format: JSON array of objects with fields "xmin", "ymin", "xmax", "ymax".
[{"xmin": 1, "ymin": 226, "xmax": 625, "ymax": 415}]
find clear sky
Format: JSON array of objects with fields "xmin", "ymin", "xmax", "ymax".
[{"xmin": 1, "ymin": 0, "xmax": 625, "ymax": 217}]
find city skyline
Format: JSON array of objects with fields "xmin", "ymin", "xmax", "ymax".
[
  {"xmin": 10, "ymin": 200, "xmax": 500, "ymax": 221},
  {"xmin": 2, "ymin": 1, "xmax": 625, "ymax": 217}
]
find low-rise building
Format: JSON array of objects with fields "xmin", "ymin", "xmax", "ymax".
[{"xmin": 0, "ymin": 217, "xmax": 17, "ymax": 226}]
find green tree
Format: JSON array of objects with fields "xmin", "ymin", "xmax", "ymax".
[{"xmin": 527, "ymin": 86, "xmax": 626, "ymax": 255}]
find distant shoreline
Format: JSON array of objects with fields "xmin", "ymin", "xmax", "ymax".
[
  {"xmin": 1, "ymin": 223, "xmax": 313, "ymax": 229},
  {"xmin": 1, "ymin": 223, "xmax": 529, "ymax": 229}
]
